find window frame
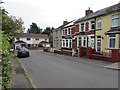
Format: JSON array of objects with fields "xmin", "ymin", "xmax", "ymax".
[
  {"xmin": 81, "ymin": 23, "xmax": 85, "ymax": 32},
  {"xmin": 26, "ymin": 38, "xmax": 31, "ymax": 41},
  {"xmin": 112, "ymin": 14, "xmax": 119, "ymax": 28},
  {"xmin": 90, "ymin": 21, "xmax": 95, "ymax": 30},
  {"xmin": 97, "ymin": 18, "xmax": 102, "ymax": 29},
  {"xmin": 109, "ymin": 34, "xmax": 116, "ymax": 49}
]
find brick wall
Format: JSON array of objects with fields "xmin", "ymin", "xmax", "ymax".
[
  {"xmin": 85, "ymin": 22, "xmax": 89, "ymax": 32},
  {"xmin": 62, "ymin": 50, "xmax": 72, "ymax": 56}
]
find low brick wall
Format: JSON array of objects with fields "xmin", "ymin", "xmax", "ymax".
[
  {"xmin": 62, "ymin": 50, "xmax": 72, "ymax": 56},
  {"xmin": 54, "ymin": 50, "xmax": 62, "ymax": 54},
  {"xmin": 91, "ymin": 54, "xmax": 111, "ymax": 62}
]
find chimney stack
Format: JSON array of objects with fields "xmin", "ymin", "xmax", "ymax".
[
  {"xmin": 63, "ymin": 20, "xmax": 68, "ymax": 25},
  {"xmin": 85, "ymin": 7, "xmax": 93, "ymax": 16}
]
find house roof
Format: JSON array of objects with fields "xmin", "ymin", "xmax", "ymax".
[
  {"xmin": 75, "ymin": 3, "xmax": 120, "ymax": 23},
  {"xmin": 105, "ymin": 27, "xmax": 120, "ymax": 35},
  {"xmin": 54, "ymin": 20, "xmax": 75, "ymax": 32},
  {"xmin": 39, "ymin": 41, "xmax": 50, "ymax": 44},
  {"xmin": 14, "ymin": 40, "xmax": 27, "ymax": 44},
  {"xmin": 15, "ymin": 33, "xmax": 49, "ymax": 39},
  {"xmin": 63, "ymin": 20, "xmax": 76, "ymax": 28}
]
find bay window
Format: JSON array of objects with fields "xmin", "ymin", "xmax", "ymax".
[
  {"xmin": 109, "ymin": 34, "xmax": 116, "ymax": 48},
  {"xmin": 78, "ymin": 37, "xmax": 82, "ymax": 46}
]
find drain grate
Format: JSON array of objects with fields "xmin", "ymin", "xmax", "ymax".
[{"xmin": 15, "ymin": 67, "xmax": 25, "ymax": 74}]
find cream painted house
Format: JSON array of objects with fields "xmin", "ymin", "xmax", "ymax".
[{"xmin": 14, "ymin": 33, "xmax": 49, "ymax": 49}]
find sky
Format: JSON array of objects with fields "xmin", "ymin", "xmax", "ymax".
[{"xmin": 1, "ymin": 0, "xmax": 120, "ymax": 32}]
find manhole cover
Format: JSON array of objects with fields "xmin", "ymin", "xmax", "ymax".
[{"xmin": 15, "ymin": 67, "xmax": 25, "ymax": 74}]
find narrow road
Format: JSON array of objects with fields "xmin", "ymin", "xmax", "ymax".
[{"xmin": 19, "ymin": 50, "xmax": 118, "ymax": 88}]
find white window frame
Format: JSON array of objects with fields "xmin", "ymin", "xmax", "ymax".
[
  {"xmin": 97, "ymin": 18, "xmax": 102, "ymax": 29},
  {"xmin": 112, "ymin": 14, "xmax": 119, "ymax": 27},
  {"xmin": 96, "ymin": 36, "xmax": 101, "ymax": 52},
  {"xmin": 109, "ymin": 34, "xmax": 116, "ymax": 49}
]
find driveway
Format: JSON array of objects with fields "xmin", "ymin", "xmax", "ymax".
[{"xmin": 18, "ymin": 50, "xmax": 118, "ymax": 88}]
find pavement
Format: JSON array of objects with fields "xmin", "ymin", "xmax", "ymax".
[
  {"xmin": 42, "ymin": 51, "xmax": 120, "ymax": 70},
  {"xmin": 11, "ymin": 56, "xmax": 33, "ymax": 89}
]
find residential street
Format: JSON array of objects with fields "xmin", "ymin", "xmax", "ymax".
[{"xmin": 18, "ymin": 50, "xmax": 118, "ymax": 88}]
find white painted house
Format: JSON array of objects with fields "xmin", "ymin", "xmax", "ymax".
[{"xmin": 14, "ymin": 33, "xmax": 50, "ymax": 49}]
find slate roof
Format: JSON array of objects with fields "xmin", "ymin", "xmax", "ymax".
[
  {"xmin": 39, "ymin": 41, "xmax": 50, "ymax": 44},
  {"xmin": 14, "ymin": 40, "xmax": 26, "ymax": 44},
  {"xmin": 15, "ymin": 33, "xmax": 49, "ymax": 39},
  {"xmin": 75, "ymin": 3, "xmax": 120, "ymax": 23}
]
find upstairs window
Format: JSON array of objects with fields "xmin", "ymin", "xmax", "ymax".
[
  {"xmin": 16, "ymin": 38, "xmax": 20, "ymax": 41},
  {"xmin": 68, "ymin": 28, "xmax": 71, "ymax": 35},
  {"xmin": 97, "ymin": 18, "xmax": 102, "ymax": 29},
  {"xmin": 112, "ymin": 15, "xmax": 119, "ymax": 27},
  {"xmin": 81, "ymin": 23, "xmax": 84, "ymax": 32},
  {"xmin": 27, "ymin": 38, "xmax": 31, "ymax": 41},
  {"xmin": 62, "ymin": 30, "xmax": 65, "ymax": 36},
  {"xmin": 90, "ymin": 21, "xmax": 95, "ymax": 30},
  {"xmin": 35, "ymin": 38, "xmax": 39, "ymax": 40}
]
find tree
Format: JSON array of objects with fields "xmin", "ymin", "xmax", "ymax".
[
  {"xmin": 2, "ymin": 8, "xmax": 25, "ymax": 44},
  {"xmin": 27, "ymin": 22, "xmax": 42, "ymax": 34},
  {"xmin": 42, "ymin": 27, "xmax": 54, "ymax": 36}
]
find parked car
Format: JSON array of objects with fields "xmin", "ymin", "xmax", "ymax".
[{"xmin": 17, "ymin": 47, "xmax": 30, "ymax": 58}]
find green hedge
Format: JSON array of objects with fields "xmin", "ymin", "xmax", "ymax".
[{"xmin": 2, "ymin": 32, "xmax": 11, "ymax": 89}]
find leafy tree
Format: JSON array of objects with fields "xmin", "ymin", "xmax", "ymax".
[
  {"xmin": 42, "ymin": 27, "xmax": 54, "ymax": 36},
  {"xmin": 2, "ymin": 8, "xmax": 25, "ymax": 44},
  {"xmin": 27, "ymin": 22, "xmax": 42, "ymax": 34}
]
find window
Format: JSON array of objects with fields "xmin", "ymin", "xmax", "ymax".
[
  {"xmin": 91, "ymin": 21, "xmax": 95, "ymax": 30},
  {"xmin": 97, "ymin": 19, "xmax": 102, "ymax": 29},
  {"xmin": 27, "ymin": 38, "xmax": 31, "ymax": 40},
  {"xmin": 68, "ymin": 28, "xmax": 71, "ymax": 35},
  {"xmin": 69, "ymin": 40, "xmax": 72, "ymax": 48},
  {"xmin": 63, "ymin": 40, "xmax": 65, "ymax": 47},
  {"xmin": 78, "ymin": 37, "xmax": 82, "ymax": 46},
  {"xmin": 90, "ymin": 36, "xmax": 94, "ymax": 49},
  {"xmin": 66, "ymin": 40, "xmax": 68, "ymax": 47},
  {"xmin": 83, "ymin": 37, "xmax": 86, "ymax": 47},
  {"xmin": 112, "ymin": 15, "xmax": 119, "ymax": 27},
  {"xmin": 62, "ymin": 30, "xmax": 65, "ymax": 36},
  {"xmin": 109, "ymin": 34, "xmax": 116, "ymax": 48},
  {"xmin": 16, "ymin": 38, "xmax": 20, "ymax": 41},
  {"xmin": 35, "ymin": 38, "xmax": 39, "ymax": 40},
  {"xmin": 81, "ymin": 23, "xmax": 84, "ymax": 32}
]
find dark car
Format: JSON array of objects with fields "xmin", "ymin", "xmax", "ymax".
[{"xmin": 17, "ymin": 47, "xmax": 30, "ymax": 58}]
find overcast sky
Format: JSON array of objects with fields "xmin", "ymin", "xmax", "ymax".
[{"xmin": 2, "ymin": 0, "xmax": 120, "ymax": 32}]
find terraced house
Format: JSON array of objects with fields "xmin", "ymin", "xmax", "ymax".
[{"xmin": 53, "ymin": 3, "xmax": 120, "ymax": 62}]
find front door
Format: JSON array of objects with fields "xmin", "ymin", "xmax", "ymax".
[{"xmin": 96, "ymin": 36, "xmax": 101, "ymax": 53}]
